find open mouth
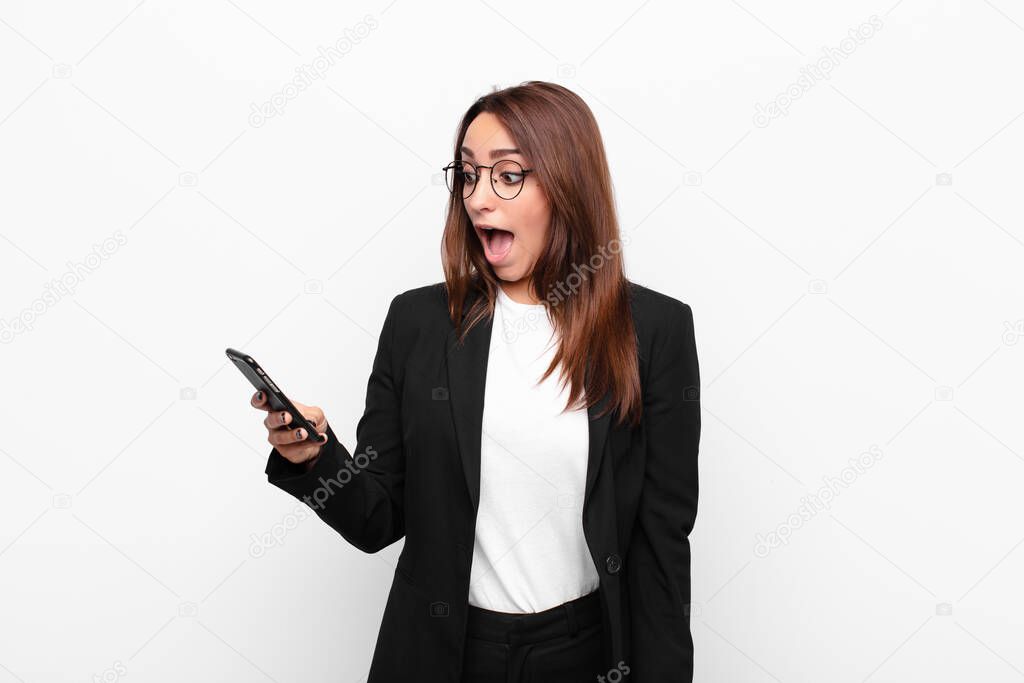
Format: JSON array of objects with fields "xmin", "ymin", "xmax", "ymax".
[{"xmin": 478, "ymin": 225, "xmax": 515, "ymax": 264}]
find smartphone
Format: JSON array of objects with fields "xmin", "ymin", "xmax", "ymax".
[{"xmin": 225, "ymin": 347, "xmax": 321, "ymax": 442}]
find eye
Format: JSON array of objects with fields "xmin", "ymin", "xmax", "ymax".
[
  {"xmin": 457, "ymin": 169, "xmax": 478, "ymax": 183},
  {"xmin": 497, "ymin": 171, "xmax": 524, "ymax": 184}
]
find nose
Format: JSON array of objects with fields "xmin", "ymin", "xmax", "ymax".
[{"xmin": 464, "ymin": 168, "xmax": 497, "ymax": 215}]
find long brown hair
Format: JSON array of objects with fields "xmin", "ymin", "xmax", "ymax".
[{"xmin": 441, "ymin": 81, "xmax": 641, "ymax": 429}]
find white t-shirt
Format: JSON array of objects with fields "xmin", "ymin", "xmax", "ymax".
[{"xmin": 466, "ymin": 285, "xmax": 601, "ymax": 613}]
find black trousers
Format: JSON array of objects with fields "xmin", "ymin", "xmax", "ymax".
[{"xmin": 460, "ymin": 589, "xmax": 606, "ymax": 683}]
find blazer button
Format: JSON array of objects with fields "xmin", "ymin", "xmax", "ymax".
[{"xmin": 604, "ymin": 553, "xmax": 622, "ymax": 575}]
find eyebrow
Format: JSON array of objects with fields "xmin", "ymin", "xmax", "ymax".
[{"xmin": 461, "ymin": 146, "xmax": 523, "ymax": 160}]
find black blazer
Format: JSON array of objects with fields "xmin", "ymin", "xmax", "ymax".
[{"xmin": 265, "ymin": 280, "xmax": 701, "ymax": 682}]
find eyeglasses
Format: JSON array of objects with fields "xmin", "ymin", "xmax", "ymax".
[{"xmin": 441, "ymin": 159, "xmax": 535, "ymax": 200}]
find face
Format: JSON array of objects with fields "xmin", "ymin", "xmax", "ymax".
[{"xmin": 460, "ymin": 112, "xmax": 550, "ymax": 291}]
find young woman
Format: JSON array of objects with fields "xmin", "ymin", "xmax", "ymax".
[{"xmin": 252, "ymin": 81, "xmax": 701, "ymax": 683}]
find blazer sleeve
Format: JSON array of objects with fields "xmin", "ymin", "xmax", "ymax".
[
  {"xmin": 263, "ymin": 293, "xmax": 406, "ymax": 554},
  {"xmin": 627, "ymin": 300, "xmax": 701, "ymax": 682}
]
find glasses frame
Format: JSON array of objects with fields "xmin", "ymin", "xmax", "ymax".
[{"xmin": 440, "ymin": 159, "xmax": 535, "ymax": 200}]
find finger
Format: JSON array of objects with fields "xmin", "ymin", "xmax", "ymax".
[
  {"xmin": 292, "ymin": 405, "xmax": 323, "ymax": 432},
  {"xmin": 294, "ymin": 403, "xmax": 319, "ymax": 429},
  {"xmin": 264, "ymin": 410, "xmax": 293, "ymax": 430},
  {"xmin": 251, "ymin": 391, "xmax": 271, "ymax": 411},
  {"xmin": 304, "ymin": 427, "xmax": 328, "ymax": 444},
  {"xmin": 268, "ymin": 425, "xmax": 310, "ymax": 446},
  {"xmin": 298, "ymin": 407, "xmax": 327, "ymax": 442}
]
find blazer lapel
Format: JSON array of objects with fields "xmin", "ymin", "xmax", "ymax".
[
  {"xmin": 582, "ymin": 382, "xmax": 613, "ymax": 517},
  {"xmin": 444, "ymin": 288, "xmax": 613, "ymax": 516},
  {"xmin": 445, "ymin": 296, "xmax": 491, "ymax": 514}
]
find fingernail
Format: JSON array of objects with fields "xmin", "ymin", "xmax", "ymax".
[{"xmin": 281, "ymin": 412, "xmax": 287, "ymax": 424}]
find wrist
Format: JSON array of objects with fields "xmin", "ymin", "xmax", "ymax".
[
  {"xmin": 300, "ymin": 423, "xmax": 329, "ymax": 473},
  {"xmin": 301, "ymin": 450, "xmax": 321, "ymax": 473}
]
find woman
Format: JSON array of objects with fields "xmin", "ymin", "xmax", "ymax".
[{"xmin": 253, "ymin": 81, "xmax": 701, "ymax": 683}]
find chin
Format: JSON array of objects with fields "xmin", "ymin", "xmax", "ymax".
[{"xmin": 495, "ymin": 264, "xmax": 525, "ymax": 279}]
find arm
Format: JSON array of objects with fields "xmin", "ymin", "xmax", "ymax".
[
  {"xmin": 264, "ymin": 293, "xmax": 406, "ymax": 554},
  {"xmin": 627, "ymin": 300, "xmax": 701, "ymax": 681}
]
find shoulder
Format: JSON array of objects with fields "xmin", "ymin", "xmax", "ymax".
[
  {"xmin": 386, "ymin": 282, "xmax": 448, "ymax": 320},
  {"xmin": 382, "ymin": 282, "xmax": 446, "ymax": 317},
  {"xmin": 388, "ymin": 280, "xmax": 695, "ymax": 335},
  {"xmin": 389, "ymin": 280, "xmax": 446, "ymax": 309},
  {"xmin": 390, "ymin": 280, "xmax": 695, "ymax": 326},
  {"xmin": 626, "ymin": 280, "xmax": 697, "ymax": 384},
  {"xmin": 626, "ymin": 279, "xmax": 694, "ymax": 333}
]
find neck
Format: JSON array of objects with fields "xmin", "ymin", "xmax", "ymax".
[{"xmin": 499, "ymin": 280, "xmax": 542, "ymax": 305}]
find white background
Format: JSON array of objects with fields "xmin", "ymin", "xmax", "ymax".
[{"xmin": 1, "ymin": 1, "xmax": 1023, "ymax": 681}]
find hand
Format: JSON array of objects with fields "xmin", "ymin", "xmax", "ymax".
[{"xmin": 251, "ymin": 391, "xmax": 329, "ymax": 469}]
